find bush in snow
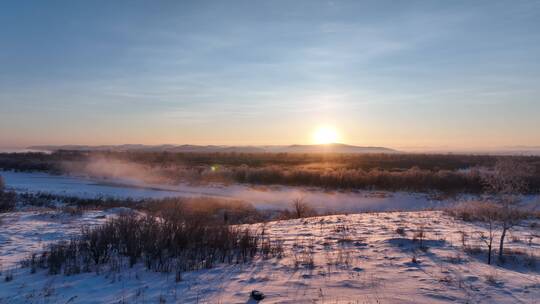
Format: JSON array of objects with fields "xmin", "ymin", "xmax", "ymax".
[
  {"xmin": 141, "ymin": 197, "xmax": 265, "ymax": 224},
  {"xmin": 0, "ymin": 175, "xmax": 16, "ymax": 212},
  {"xmin": 291, "ymin": 197, "xmax": 316, "ymax": 219},
  {"xmin": 27, "ymin": 207, "xmax": 282, "ymax": 276}
]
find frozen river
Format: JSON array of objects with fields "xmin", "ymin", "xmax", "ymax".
[{"xmin": 1, "ymin": 170, "xmax": 457, "ymax": 212}]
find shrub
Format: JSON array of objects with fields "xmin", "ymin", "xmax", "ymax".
[
  {"xmin": 395, "ymin": 227, "xmax": 406, "ymax": 236},
  {"xmin": 4, "ymin": 270, "xmax": 13, "ymax": 282},
  {"xmin": 28, "ymin": 211, "xmax": 281, "ymax": 275},
  {"xmin": 291, "ymin": 198, "xmax": 316, "ymax": 219},
  {"xmin": 0, "ymin": 175, "xmax": 16, "ymax": 212},
  {"xmin": 141, "ymin": 197, "xmax": 264, "ymax": 224},
  {"xmin": 445, "ymin": 201, "xmax": 502, "ymax": 222}
]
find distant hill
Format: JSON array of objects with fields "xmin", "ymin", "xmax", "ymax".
[
  {"xmin": 28, "ymin": 143, "xmax": 398, "ymax": 154},
  {"xmin": 263, "ymin": 143, "xmax": 397, "ymax": 154}
]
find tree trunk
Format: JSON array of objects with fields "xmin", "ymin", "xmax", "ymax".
[
  {"xmin": 487, "ymin": 240, "xmax": 492, "ymax": 265},
  {"xmin": 498, "ymin": 226, "xmax": 507, "ymax": 262}
]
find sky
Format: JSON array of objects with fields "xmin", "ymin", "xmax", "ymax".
[{"xmin": 1, "ymin": 0, "xmax": 539, "ymax": 150}]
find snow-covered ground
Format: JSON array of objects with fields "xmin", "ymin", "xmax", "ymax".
[
  {"xmin": 0, "ymin": 208, "xmax": 130, "ymax": 268},
  {"xmin": 0, "ymin": 210, "xmax": 538, "ymax": 303}
]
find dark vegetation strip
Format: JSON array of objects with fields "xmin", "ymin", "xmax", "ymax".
[
  {"xmin": 1, "ymin": 151, "xmax": 540, "ymax": 193},
  {"xmin": 24, "ymin": 210, "xmax": 283, "ymax": 276},
  {"xmin": 3, "ymin": 151, "xmax": 537, "ymax": 171},
  {"xmin": 5, "ymin": 190, "xmax": 317, "ymax": 223}
]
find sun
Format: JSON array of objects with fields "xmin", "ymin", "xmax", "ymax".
[{"xmin": 312, "ymin": 126, "xmax": 339, "ymax": 144}]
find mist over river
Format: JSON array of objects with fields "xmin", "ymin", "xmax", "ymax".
[{"xmin": 0, "ymin": 170, "xmax": 487, "ymax": 212}]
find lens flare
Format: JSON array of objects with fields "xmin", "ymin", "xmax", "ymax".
[{"xmin": 312, "ymin": 126, "xmax": 339, "ymax": 144}]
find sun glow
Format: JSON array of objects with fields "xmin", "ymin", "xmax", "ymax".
[{"xmin": 312, "ymin": 126, "xmax": 339, "ymax": 144}]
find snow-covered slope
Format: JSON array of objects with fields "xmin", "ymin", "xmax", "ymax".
[
  {"xmin": 0, "ymin": 211, "xmax": 538, "ymax": 303},
  {"xmin": 0, "ymin": 208, "xmax": 130, "ymax": 268}
]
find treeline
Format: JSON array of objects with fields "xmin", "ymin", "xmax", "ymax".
[
  {"xmin": 1, "ymin": 151, "xmax": 540, "ymax": 193},
  {"xmin": 0, "ymin": 152, "xmax": 71, "ymax": 172},
  {"xmin": 223, "ymin": 166, "xmax": 488, "ymax": 193},
  {"xmin": 119, "ymin": 152, "xmax": 507, "ymax": 170},
  {"xmin": 4, "ymin": 151, "xmax": 539, "ymax": 172}
]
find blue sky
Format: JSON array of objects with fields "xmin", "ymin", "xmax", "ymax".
[{"xmin": 1, "ymin": 0, "xmax": 539, "ymax": 149}]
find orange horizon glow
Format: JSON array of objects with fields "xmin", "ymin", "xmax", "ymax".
[{"xmin": 312, "ymin": 126, "xmax": 340, "ymax": 145}]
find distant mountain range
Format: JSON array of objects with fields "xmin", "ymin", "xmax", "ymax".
[{"xmin": 28, "ymin": 143, "xmax": 398, "ymax": 154}]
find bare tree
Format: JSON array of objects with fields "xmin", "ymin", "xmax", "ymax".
[
  {"xmin": 477, "ymin": 203, "xmax": 500, "ymax": 265},
  {"xmin": 449, "ymin": 201, "xmax": 499, "ymax": 264},
  {"xmin": 482, "ymin": 159, "xmax": 534, "ymax": 262},
  {"xmin": 483, "ymin": 159, "xmax": 534, "ymax": 195},
  {"xmin": 292, "ymin": 197, "xmax": 314, "ymax": 218}
]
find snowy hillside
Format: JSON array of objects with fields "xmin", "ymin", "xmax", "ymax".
[{"xmin": 0, "ymin": 210, "xmax": 538, "ymax": 303}]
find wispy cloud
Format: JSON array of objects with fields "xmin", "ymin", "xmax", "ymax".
[{"xmin": 1, "ymin": 1, "xmax": 539, "ymax": 147}]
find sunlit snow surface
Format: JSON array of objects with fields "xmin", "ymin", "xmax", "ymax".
[
  {"xmin": 0, "ymin": 211, "xmax": 538, "ymax": 303},
  {"xmin": 0, "ymin": 209, "xmax": 130, "ymax": 268},
  {"xmin": 1, "ymin": 171, "xmax": 539, "ymax": 303}
]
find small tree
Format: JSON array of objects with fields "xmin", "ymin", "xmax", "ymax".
[
  {"xmin": 291, "ymin": 197, "xmax": 314, "ymax": 218},
  {"xmin": 482, "ymin": 159, "xmax": 534, "ymax": 262},
  {"xmin": 477, "ymin": 203, "xmax": 501, "ymax": 265},
  {"xmin": 448, "ymin": 201, "xmax": 499, "ymax": 264},
  {"xmin": 0, "ymin": 175, "xmax": 4, "ymax": 191}
]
